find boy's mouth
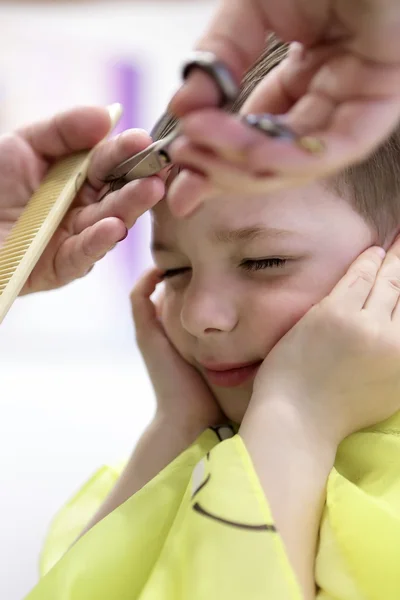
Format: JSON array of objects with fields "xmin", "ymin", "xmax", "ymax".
[{"xmin": 200, "ymin": 360, "xmax": 263, "ymax": 388}]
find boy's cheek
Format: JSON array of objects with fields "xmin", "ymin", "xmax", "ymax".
[{"xmin": 256, "ymin": 290, "xmax": 327, "ymax": 356}]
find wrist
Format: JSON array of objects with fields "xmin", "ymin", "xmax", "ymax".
[
  {"xmin": 153, "ymin": 409, "xmax": 211, "ymax": 448},
  {"xmin": 240, "ymin": 399, "xmax": 336, "ymax": 600},
  {"xmin": 248, "ymin": 389, "xmax": 341, "ymax": 453},
  {"xmin": 241, "ymin": 398, "xmax": 338, "ymax": 481}
]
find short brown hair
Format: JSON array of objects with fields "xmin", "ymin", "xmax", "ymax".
[{"xmin": 153, "ymin": 37, "xmax": 400, "ymax": 241}]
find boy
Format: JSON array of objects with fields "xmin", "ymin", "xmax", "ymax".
[{"xmin": 27, "ymin": 39, "xmax": 400, "ymax": 600}]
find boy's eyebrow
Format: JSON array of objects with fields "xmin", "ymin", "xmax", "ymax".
[
  {"xmin": 211, "ymin": 226, "xmax": 293, "ymax": 245},
  {"xmin": 152, "ymin": 226, "xmax": 293, "ymax": 253}
]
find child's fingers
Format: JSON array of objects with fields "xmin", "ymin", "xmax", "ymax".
[
  {"xmin": 364, "ymin": 237, "xmax": 400, "ymax": 320},
  {"xmin": 154, "ymin": 288, "xmax": 165, "ymax": 321},
  {"xmin": 328, "ymin": 246, "xmax": 385, "ymax": 311},
  {"xmin": 130, "ymin": 269, "xmax": 163, "ymax": 341}
]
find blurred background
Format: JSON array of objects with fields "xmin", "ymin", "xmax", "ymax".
[{"xmin": 0, "ymin": 1, "xmax": 215, "ymax": 598}]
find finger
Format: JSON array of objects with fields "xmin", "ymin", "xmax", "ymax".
[
  {"xmin": 285, "ymin": 52, "xmax": 400, "ymax": 133},
  {"xmin": 86, "ymin": 128, "xmax": 153, "ymax": 191},
  {"xmin": 17, "ymin": 106, "xmax": 112, "ymax": 159},
  {"xmin": 364, "ymin": 237, "xmax": 400, "ymax": 319},
  {"xmin": 328, "ymin": 246, "xmax": 386, "ymax": 311},
  {"xmin": 175, "ymin": 40, "xmax": 400, "ymax": 179},
  {"xmin": 168, "ymin": 0, "xmax": 327, "ymax": 116},
  {"xmin": 53, "ymin": 217, "xmax": 127, "ymax": 284},
  {"xmin": 167, "ymin": 168, "xmax": 214, "ymax": 218},
  {"xmin": 176, "ymin": 96, "xmax": 400, "ymax": 181},
  {"xmin": 240, "ymin": 41, "xmax": 340, "ymax": 121},
  {"xmin": 168, "ymin": 137, "xmax": 307, "ymax": 217},
  {"xmin": 70, "ymin": 176, "xmax": 165, "ymax": 234},
  {"xmin": 170, "ymin": 134, "xmax": 310, "ymax": 187},
  {"xmin": 130, "ymin": 269, "xmax": 164, "ymax": 338}
]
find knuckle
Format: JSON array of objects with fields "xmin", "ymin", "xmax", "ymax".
[
  {"xmin": 80, "ymin": 264, "xmax": 94, "ymax": 278},
  {"xmin": 351, "ymin": 265, "xmax": 376, "ymax": 285},
  {"xmin": 365, "ymin": 247, "xmax": 385, "ymax": 265},
  {"xmin": 118, "ymin": 128, "xmax": 151, "ymax": 152},
  {"xmin": 80, "ymin": 232, "xmax": 96, "ymax": 261},
  {"xmin": 386, "ymin": 275, "xmax": 400, "ymax": 293}
]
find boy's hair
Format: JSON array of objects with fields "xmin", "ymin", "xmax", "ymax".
[{"xmin": 152, "ymin": 37, "xmax": 400, "ymax": 241}]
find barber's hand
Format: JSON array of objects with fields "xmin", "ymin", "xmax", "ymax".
[
  {"xmin": 131, "ymin": 269, "xmax": 224, "ymax": 438},
  {"xmin": 167, "ymin": 0, "xmax": 400, "ymax": 216},
  {"xmin": 0, "ymin": 106, "xmax": 165, "ymax": 294},
  {"xmin": 248, "ymin": 237, "xmax": 400, "ymax": 448}
]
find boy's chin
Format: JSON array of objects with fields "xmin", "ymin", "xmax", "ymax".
[{"xmin": 212, "ymin": 382, "xmax": 253, "ymax": 425}]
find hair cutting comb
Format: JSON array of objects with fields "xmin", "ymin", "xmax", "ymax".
[{"xmin": 0, "ymin": 103, "xmax": 123, "ymax": 324}]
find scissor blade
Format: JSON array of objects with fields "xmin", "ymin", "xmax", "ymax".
[
  {"xmin": 106, "ymin": 126, "xmax": 181, "ymax": 184},
  {"xmin": 124, "ymin": 149, "xmax": 170, "ymax": 181}
]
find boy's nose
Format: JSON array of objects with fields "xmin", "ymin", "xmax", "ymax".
[{"xmin": 180, "ymin": 280, "xmax": 238, "ymax": 337}]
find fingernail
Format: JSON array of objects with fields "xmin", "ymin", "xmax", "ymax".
[
  {"xmin": 118, "ymin": 227, "xmax": 129, "ymax": 242},
  {"xmin": 178, "ymin": 164, "xmax": 207, "ymax": 178},
  {"xmin": 297, "ymin": 136, "xmax": 325, "ymax": 154},
  {"xmin": 288, "ymin": 41, "xmax": 306, "ymax": 60},
  {"xmin": 376, "ymin": 247, "xmax": 386, "ymax": 258}
]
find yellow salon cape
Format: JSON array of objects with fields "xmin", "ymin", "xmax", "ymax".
[{"xmin": 25, "ymin": 416, "xmax": 400, "ymax": 600}]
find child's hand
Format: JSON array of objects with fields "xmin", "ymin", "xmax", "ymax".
[
  {"xmin": 250, "ymin": 237, "xmax": 400, "ymax": 447},
  {"xmin": 130, "ymin": 269, "xmax": 224, "ymax": 438}
]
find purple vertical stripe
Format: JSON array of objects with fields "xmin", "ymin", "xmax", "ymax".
[
  {"xmin": 110, "ymin": 60, "xmax": 140, "ymax": 134},
  {"xmin": 107, "ymin": 58, "xmax": 148, "ymax": 290}
]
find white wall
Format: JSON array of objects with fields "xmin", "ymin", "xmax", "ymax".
[{"xmin": 0, "ymin": 2, "xmax": 215, "ymax": 598}]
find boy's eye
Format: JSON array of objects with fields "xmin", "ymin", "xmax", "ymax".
[
  {"xmin": 161, "ymin": 267, "xmax": 191, "ymax": 279},
  {"xmin": 240, "ymin": 258, "xmax": 287, "ymax": 271}
]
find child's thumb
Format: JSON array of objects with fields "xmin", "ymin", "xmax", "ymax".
[{"xmin": 130, "ymin": 269, "xmax": 164, "ymax": 346}]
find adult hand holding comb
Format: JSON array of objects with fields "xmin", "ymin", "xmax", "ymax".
[{"xmin": 0, "ymin": 105, "xmax": 165, "ymax": 306}]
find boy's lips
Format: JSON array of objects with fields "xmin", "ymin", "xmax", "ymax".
[{"xmin": 199, "ymin": 360, "xmax": 263, "ymax": 388}]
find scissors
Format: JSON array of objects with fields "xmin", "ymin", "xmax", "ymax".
[{"xmin": 104, "ymin": 51, "xmax": 305, "ymax": 192}]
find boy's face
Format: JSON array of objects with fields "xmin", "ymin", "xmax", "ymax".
[{"xmin": 151, "ymin": 179, "xmax": 375, "ymax": 423}]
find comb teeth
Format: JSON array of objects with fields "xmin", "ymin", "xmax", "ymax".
[
  {"xmin": 0, "ymin": 152, "xmax": 87, "ymax": 292},
  {"xmin": 0, "ymin": 103, "xmax": 122, "ymax": 324}
]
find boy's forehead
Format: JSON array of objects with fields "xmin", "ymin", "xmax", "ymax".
[
  {"xmin": 150, "ymin": 180, "xmax": 367, "ymax": 249},
  {"xmin": 151, "ymin": 197, "xmax": 306, "ymax": 254},
  {"xmin": 152, "ymin": 188, "xmax": 314, "ymax": 236}
]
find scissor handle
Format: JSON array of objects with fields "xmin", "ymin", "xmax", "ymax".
[
  {"xmin": 182, "ymin": 51, "xmax": 239, "ymax": 108},
  {"xmin": 105, "ymin": 53, "xmax": 240, "ymax": 188}
]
